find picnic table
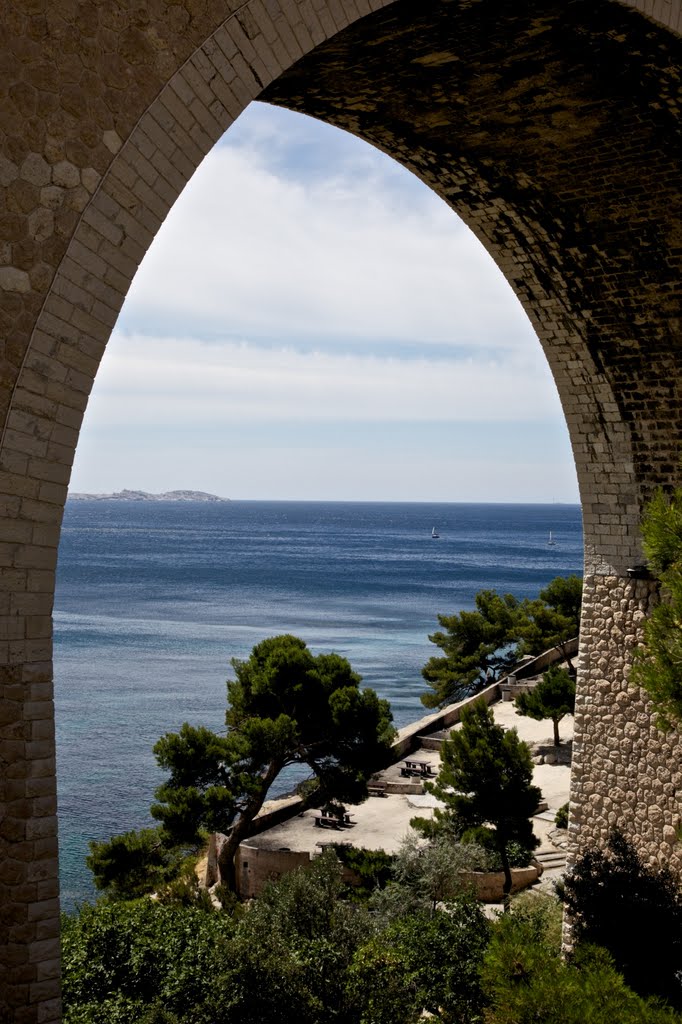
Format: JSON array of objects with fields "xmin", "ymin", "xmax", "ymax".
[
  {"xmin": 314, "ymin": 810, "xmax": 356, "ymax": 828},
  {"xmin": 400, "ymin": 759, "xmax": 436, "ymax": 778}
]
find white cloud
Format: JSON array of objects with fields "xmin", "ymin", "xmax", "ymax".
[
  {"xmin": 122, "ymin": 109, "xmax": 536, "ymax": 351},
  {"xmin": 87, "ymin": 331, "xmax": 561, "ymax": 428},
  {"xmin": 70, "ymin": 104, "xmax": 579, "ymax": 502}
]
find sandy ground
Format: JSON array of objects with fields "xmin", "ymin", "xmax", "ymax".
[{"xmin": 246, "ymin": 700, "xmax": 573, "ymax": 858}]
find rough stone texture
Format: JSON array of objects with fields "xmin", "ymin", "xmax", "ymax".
[
  {"xmin": 571, "ymin": 575, "xmax": 682, "ymax": 874},
  {"xmin": 0, "ymin": 1, "xmax": 680, "ymax": 1021}
]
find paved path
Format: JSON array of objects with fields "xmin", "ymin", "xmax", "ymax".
[{"xmin": 246, "ymin": 700, "xmax": 573, "ymax": 871}]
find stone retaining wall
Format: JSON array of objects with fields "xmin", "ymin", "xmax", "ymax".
[
  {"xmin": 393, "ymin": 683, "xmax": 501, "ymax": 759},
  {"xmin": 235, "ymin": 843, "xmax": 311, "ymax": 900},
  {"xmin": 570, "ymin": 575, "xmax": 682, "ymax": 874}
]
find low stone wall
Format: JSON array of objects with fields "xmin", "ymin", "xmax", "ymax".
[
  {"xmin": 383, "ymin": 781, "xmax": 424, "ymax": 795},
  {"xmin": 243, "ymin": 795, "xmax": 305, "ymax": 839},
  {"xmin": 513, "ymin": 638, "xmax": 579, "ymax": 680},
  {"xmin": 393, "ymin": 682, "xmax": 501, "ymax": 759},
  {"xmin": 460, "ymin": 863, "xmax": 542, "ymax": 901},
  {"xmin": 235, "ymin": 843, "xmax": 311, "ymax": 899}
]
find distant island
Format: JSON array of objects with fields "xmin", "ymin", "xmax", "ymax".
[{"xmin": 68, "ymin": 489, "xmax": 229, "ymax": 503}]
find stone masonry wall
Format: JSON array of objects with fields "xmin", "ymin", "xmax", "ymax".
[{"xmin": 571, "ymin": 575, "xmax": 682, "ymax": 873}]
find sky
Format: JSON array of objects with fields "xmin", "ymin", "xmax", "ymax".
[{"xmin": 69, "ymin": 102, "xmax": 580, "ymax": 503}]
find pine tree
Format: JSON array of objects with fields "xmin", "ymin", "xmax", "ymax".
[
  {"xmin": 89, "ymin": 635, "xmax": 395, "ymax": 895},
  {"xmin": 421, "ymin": 577, "xmax": 582, "ymax": 710},
  {"xmin": 420, "ymin": 591, "xmax": 521, "ymax": 709},
  {"xmin": 515, "ymin": 666, "xmax": 576, "ymax": 746},
  {"xmin": 422, "ymin": 700, "xmax": 541, "ymax": 908}
]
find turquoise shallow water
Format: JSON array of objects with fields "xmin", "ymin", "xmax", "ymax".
[{"xmin": 54, "ymin": 500, "xmax": 583, "ymax": 909}]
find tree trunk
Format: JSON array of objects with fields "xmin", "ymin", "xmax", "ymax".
[
  {"xmin": 217, "ymin": 759, "xmax": 283, "ymax": 894},
  {"xmin": 499, "ymin": 838, "xmax": 513, "ymax": 914},
  {"xmin": 558, "ymin": 641, "xmax": 575, "ymax": 675},
  {"xmin": 553, "ymin": 717, "xmax": 561, "ymax": 746}
]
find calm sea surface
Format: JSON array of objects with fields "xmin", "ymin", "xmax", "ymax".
[{"xmin": 54, "ymin": 500, "xmax": 583, "ymax": 908}]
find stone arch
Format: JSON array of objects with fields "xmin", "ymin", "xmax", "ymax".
[{"xmin": 1, "ymin": 1, "xmax": 680, "ymax": 1020}]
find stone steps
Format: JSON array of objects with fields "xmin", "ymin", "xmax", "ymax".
[{"xmin": 535, "ymin": 847, "xmax": 567, "ymax": 870}]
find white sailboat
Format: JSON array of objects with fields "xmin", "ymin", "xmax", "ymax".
[
  {"xmin": 548, "ymin": 530, "xmax": 556, "ymax": 546},
  {"xmin": 431, "ymin": 526, "xmax": 440, "ymax": 539}
]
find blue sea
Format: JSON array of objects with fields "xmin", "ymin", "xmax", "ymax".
[{"xmin": 54, "ymin": 500, "xmax": 583, "ymax": 909}]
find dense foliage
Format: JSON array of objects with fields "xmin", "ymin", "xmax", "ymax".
[
  {"xmin": 61, "ymin": 898, "xmax": 234, "ymax": 1024},
  {"xmin": 62, "ymin": 853, "xmax": 682, "ymax": 1024},
  {"xmin": 421, "ymin": 576, "xmax": 582, "ymax": 709},
  {"xmin": 62, "ymin": 850, "xmax": 489, "ymax": 1024},
  {"xmin": 631, "ymin": 486, "xmax": 682, "ymax": 729},
  {"xmin": 557, "ymin": 828, "xmax": 682, "ymax": 1008},
  {"xmin": 554, "ymin": 802, "xmax": 569, "ymax": 829},
  {"xmin": 330, "ymin": 844, "xmax": 395, "ymax": 898},
  {"xmin": 413, "ymin": 700, "xmax": 541, "ymax": 906},
  {"xmin": 514, "ymin": 666, "xmax": 576, "ymax": 746},
  {"xmin": 481, "ymin": 896, "xmax": 681, "ymax": 1024},
  {"xmin": 349, "ymin": 896, "xmax": 489, "ymax": 1024},
  {"xmin": 369, "ymin": 833, "xmax": 489, "ymax": 920},
  {"xmin": 86, "ymin": 827, "xmax": 195, "ymax": 901},
  {"xmin": 89, "ymin": 635, "xmax": 395, "ymax": 894},
  {"xmin": 421, "ymin": 591, "xmax": 521, "ymax": 709}
]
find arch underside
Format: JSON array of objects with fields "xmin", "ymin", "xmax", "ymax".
[
  {"xmin": 261, "ymin": 0, "xmax": 682, "ymax": 574},
  {"xmin": 0, "ymin": 1, "xmax": 680, "ymax": 1021}
]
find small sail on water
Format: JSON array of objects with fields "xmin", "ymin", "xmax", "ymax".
[
  {"xmin": 548, "ymin": 530, "xmax": 556, "ymax": 546},
  {"xmin": 431, "ymin": 526, "xmax": 440, "ymax": 539}
]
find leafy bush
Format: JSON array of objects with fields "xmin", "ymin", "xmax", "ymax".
[
  {"xmin": 216, "ymin": 853, "xmax": 374, "ymax": 1023},
  {"xmin": 554, "ymin": 802, "xmax": 569, "ymax": 829},
  {"xmin": 86, "ymin": 827, "xmax": 194, "ymax": 900},
  {"xmin": 331, "ymin": 844, "xmax": 395, "ymax": 897},
  {"xmin": 61, "ymin": 899, "xmax": 234, "ymax": 1024},
  {"xmin": 349, "ymin": 892, "xmax": 490, "ymax": 1024},
  {"xmin": 482, "ymin": 896, "xmax": 681, "ymax": 1024},
  {"xmin": 460, "ymin": 826, "xmax": 534, "ymax": 870},
  {"xmin": 63, "ymin": 840, "xmax": 682, "ymax": 1024},
  {"xmin": 557, "ymin": 828, "xmax": 682, "ymax": 1008}
]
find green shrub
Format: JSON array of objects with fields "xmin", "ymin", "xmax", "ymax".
[
  {"xmin": 482, "ymin": 897, "xmax": 681, "ymax": 1023},
  {"xmin": 349, "ymin": 892, "xmax": 489, "ymax": 1024},
  {"xmin": 557, "ymin": 828, "xmax": 682, "ymax": 1008},
  {"xmin": 331, "ymin": 844, "xmax": 395, "ymax": 897},
  {"xmin": 461, "ymin": 826, "xmax": 534, "ymax": 870},
  {"xmin": 61, "ymin": 899, "xmax": 233, "ymax": 1023},
  {"xmin": 554, "ymin": 802, "xmax": 569, "ymax": 829}
]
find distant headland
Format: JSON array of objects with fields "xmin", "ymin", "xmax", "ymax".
[{"xmin": 68, "ymin": 489, "xmax": 229, "ymax": 503}]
